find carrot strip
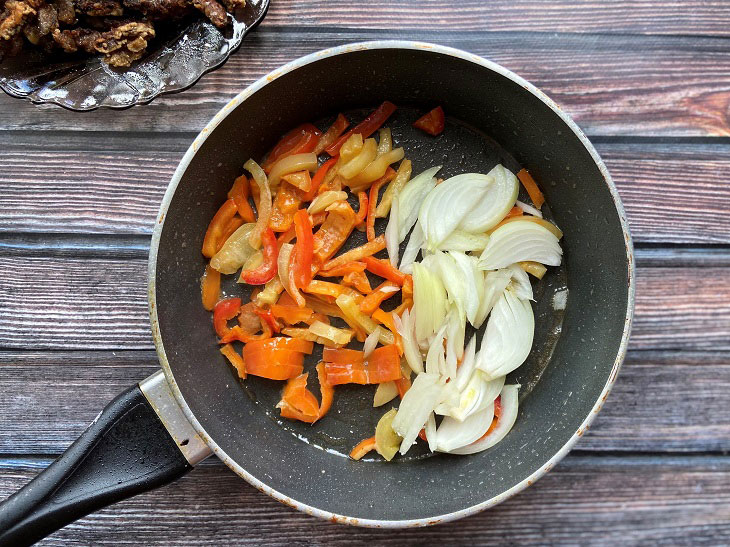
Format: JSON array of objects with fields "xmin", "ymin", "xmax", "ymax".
[
  {"xmin": 516, "ymin": 168, "xmax": 545, "ymax": 209},
  {"xmin": 350, "ymin": 436, "xmax": 377, "ymax": 460},
  {"xmin": 322, "ymin": 235, "xmax": 386, "ymax": 272}
]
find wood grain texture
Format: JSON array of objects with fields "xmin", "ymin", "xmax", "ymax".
[
  {"xmin": 1, "ymin": 256, "xmax": 727, "ymax": 351},
  {"xmin": 2, "ymin": 133, "xmax": 730, "ymax": 244},
  {"xmin": 2, "ymin": 29, "xmax": 730, "ymax": 136},
  {"xmin": 262, "ymin": 0, "xmax": 730, "ymax": 36},
  {"xmin": 0, "ymin": 455, "xmax": 728, "ymax": 545},
  {"xmin": 0, "ymin": 350, "xmax": 727, "ymax": 456}
]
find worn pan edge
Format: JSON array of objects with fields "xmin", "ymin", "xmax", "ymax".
[{"xmin": 148, "ymin": 40, "xmax": 636, "ymax": 528}]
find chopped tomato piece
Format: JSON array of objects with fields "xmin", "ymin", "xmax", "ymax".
[
  {"xmin": 350, "ymin": 436, "xmax": 377, "ymax": 460},
  {"xmin": 325, "ymin": 101, "xmax": 397, "ymax": 156},
  {"xmin": 201, "ymin": 264, "xmax": 221, "ymax": 311},
  {"xmin": 239, "ymin": 228, "xmax": 278, "ymax": 285},
  {"xmin": 413, "ymin": 106, "xmax": 445, "ymax": 136},
  {"xmin": 362, "ymin": 255, "xmax": 407, "ymax": 285},
  {"xmin": 323, "ymin": 344, "xmax": 401, "ymax": 385},
  {"xmin": 202, "ymin": 199, "xmax": 238, "ymax": 258},
  {"xmin": 220, "ymin": 344, "xmax": 246, "ymax": 379},
  {"xmin": 262, "ymin": 124, "xmax": 321, "ymax": 173},
  {"xmin": 360, "ymin": 281, "xmax": 400, "ymax": 314}
]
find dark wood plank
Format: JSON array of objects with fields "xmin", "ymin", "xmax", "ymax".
[
  {"xmin": 3, "ymin": 133, "xmax": 730, "ymax": 245},
  {"xmin": 1, "ymin": 256, "xmax": 727, "ymax": 351},
  {"xmin": 0, "ymin": 350, "xmax": 726, "ymax": 456},
  {"xmin": 2, "ymin": 29, "xmax": 730, "ymax": 136},
  {"xmin": 0, "ymin": 455, "xmax": 728, "ymax": 545},
  {"xmin": 263, "ymin": 0, "xmax": 730, "ymax": 37}
]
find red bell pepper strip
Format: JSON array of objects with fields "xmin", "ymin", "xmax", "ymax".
[
  {"xmin": 255, "ymin": 308, "xmax": 281, "ymax": 334},
  {"xmin": 277, "ymin": 224, "xmax": 297, "ymax": 246},
  {"xmin": 201, "ymin": 264, "xmax": 221, "ymax": 311},
  {"xmin": 316, "ymin": 361, "xmax": 334, "ymax": 419},
  {"xmin": 318, "ymin": 261, "xmax": 367, "ymax": 277},
  {"xmin": 360, "ymin": 281, "xmax": 400, "ymax": 314},
  {"xmin": 323, "ymin": 344, "xmax": 401, "ymax": 385},
  {"xmin": 216, "ymin": 215, "xmax": 245, "ymax": 253},
  {"xmin": 262, "ymin": 123, "xmax": 321, "ymax": 173},
  {"xmin": 239, "ymin": 228, "xmax": 279, "ymax": 285},
  {"xmin": 342, "ymin": 270, "xmax": 372, "ymax": 295},
  {"xmin": 278, "ymin": 373, "xmax": 320, "ymax": 422},
  {"xmin": 292, "ymin": 209, "xmax": 314, "ymax": 289},
  {"xmin": 314, "ymin": 113, "xmax": 350, "ymax": 155},
  {"xmin": 202, "ymin": 198, "xmax": 238, "ymax": 258},
  {"xmin": 304, "ymin": 157, "xmax": 338, "ymax": 202},
  {"xmin": 367, "ymin": 167, "xmax": 396, "ymax": 241},
  {"xmin": 354, "ymin": 191, "xmax": 368, "ymax": 228},
  {"xmin": 246, "ymin": 336, "xmax": 314, "ymax": 355},
  {"xmin": 229, "ymin": 175, "xmax": 256, "ymax": 223},
  {"xmin": 325, "ymin": 101, "xmax": 397, "ymax": 156},
  {"xmin": 270, "ymin": 304, "xmax": 316, "ymax": 325},
  {"xmin": 350, "ymin": 436, "xmax": 377, "ymax": 460},
  {"xmin": 287, "ymin": 250, "xmax": 307, "ymax": 308},
  {"xmin": 243, "ymin": 337, "xmax": 314, "ymax": 380},
  {"xmin": 413, "ymin": 106, "xmax": 445, "ymax": 136},
  {"xmin": 362, "ymin": 255, "xmax": 407, "ymax": 285},
  {"xmin": 213, "ymin": 297, "xmax": 241, "ymax": 338},
  {"xmin": 312, "ymin": 201, "xmax": 358, "ymax": 265}
]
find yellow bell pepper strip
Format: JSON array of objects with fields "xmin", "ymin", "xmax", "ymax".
[
  {"xmin": 322, "ymin": 235, "xmax": 386, "ymax": 272},
  {"xmin": 219, "ymin": 344, "xmax": 246, "ymax": 379},
  {"xmin": 325, "ymin": 101, "xmax": 397, "ymax": 156},
  {"xmin": 362, "ymin": 255, "xmax": 407, "ymax": 285},
  {"xmin": 312, "ymin": 201, "xmax": 358, "ymax": 265},
  {"xmin": 376, "ymin": 159, "xmax": 412, "ymax": 218},
  {"xmin": 201, "ymin": 264, "xmax": 221, "ymax": 311},
  {"xmin": 516, "ymin": 168, "xmax": 545, "ymax": 209},
  {"xmin": 281, "ymin": 170, "xmax": 312, "ymax": 192},
  {"xmin": 350, "ymin": 437, "xmax": 377, "ymax": 460},
  {"xmin": 366, "ymin": 167, "xmax": 396, "ymax": 241},
  {"xmin": 202, "ymin": 198, "xmax": 238, "ymax": 258},
  {"xmin": 323, "ymin": 344, "xmax": 401, "ymax": 385},
  {"xmin": 238, "ymin": 228, "xmax": 278, "ymax": 285},
  {"xmin": 229, "ymin": 175, "xmax": 256, "ymax": 223},
  {"xmin": 314, "ymin": 113, "xmax": 350, "ymax": 155}
]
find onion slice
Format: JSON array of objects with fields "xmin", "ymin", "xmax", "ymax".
[
  {"xmin": 478, "ymin": 219, "xmax": 562, "ymax": 270},
  {"xmin": 399, "ymin": 222, "xmax": 425, "ymax": 274},
  {"xmin": 363, "ymin": 327, "xmax": 381, "ymax": 358},
  {"xmin": 458, "ymin": 165, "xmax": 519, "ymax": 233},
  {"xmin": 435, "ymin": 402, "xmax": 494, "ymax": 453},
  {"xmin": 450, "ymin": 384, "xmax": 519, "ymax": 455},
  {"xmin": 395, "ymin": 309, "xmax": 424, "ymax": 374},
  {"xmin": 397, "ymin": 166, "xmax": 441, "ymax": 241},
  {"xmin": 392, "ymin": 373, "xmax": 445, "ymax": 454},
  {"xmin": 244, "ymin": 159, "xmax": 272, "ymax": 250}
]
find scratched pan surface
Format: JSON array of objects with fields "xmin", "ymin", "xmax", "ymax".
[{"xmin": 151, "ymin": 42, "xmax": 633, "ymax": 525}]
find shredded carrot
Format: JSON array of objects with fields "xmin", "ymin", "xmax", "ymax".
[
  {"xmin": 350, "ymin": 436, "xmax": 377, "ymax": 460},
  {"xmin": 360, "ymin": 281, "xmax": 400, "ymax": 314},
  {"xmin": 516, "ymin": 168, "xmax": 545, "ymax": 209},
  {"xmin": 220, "ymin": 344, "xmax": 246, "ymax": 379},
  {"xmin": 322, "ymin": 235, "xmax": 386, "ymax": 271}
]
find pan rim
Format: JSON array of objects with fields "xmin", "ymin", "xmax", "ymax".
[{"xmin": 148, "ymin": 40, "xmax": 636, "ymax": 528}]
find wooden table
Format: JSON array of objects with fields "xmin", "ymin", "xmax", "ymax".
[{"xmin": 2, "ymin": 1, "xmax": 730, "ymax": 544}]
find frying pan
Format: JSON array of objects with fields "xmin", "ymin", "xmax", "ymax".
[{"xmin": 0, "ymin": 41, "xmax": 634, "ymax": 544}]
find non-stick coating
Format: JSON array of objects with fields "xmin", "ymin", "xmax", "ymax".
[{"xmin": 153, "ymin": 45, "xmax": 631, "ymax": 523}]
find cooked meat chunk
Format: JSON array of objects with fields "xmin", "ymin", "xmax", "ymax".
[
  {"xmin": 52, "ymin": 0, "xmax": 74, "ymax": 24},
  {"xmin": 219, "ymin": 0, "xmax": 242, "ymax": 12},
  {"xmin": 192, "ymin": 0, "xmax": 225, "ymax": 27},
  {"xmin": 121, "ymin": 0, "xmax": 191, "ymax": 20},
  {"xmin": 75, "ymin": 0, "xmax": 122, "ymax": 16},
  {"xmin": 52, "ymin": 26, "xmax": 99, "ymax": 52},
  {"xmin": 93, "ymin": 20, "xmax": 153, "ymax": 66},
  {"xmin": 0, "ymin": 0, "xmax": 35, "ymax": 40},
  {"xmin": 37, "ymin": 4, "xmax": 58, "ymax": 34}
]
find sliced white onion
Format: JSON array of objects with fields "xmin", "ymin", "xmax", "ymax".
[
  {"xmin": 435, "ymin": 402, "xmax": 494, "ymax": 453},
  {"xmin": 507, "ymin": 264, "xmax": 533, "ymax": 301},
  {"xmin": 412, "ymin": 262, "xmax": 448, "ymax": 343},
  {"xmin": 433, "ymin": 251, "xmax": 467, "ymax": 319},
  {"xmin": 392, "ymin": 373, "xmax": 445, "ymax": 455},
  {"xmin": 395, "ymin": 309, "xmax": 424, "ymax": 374},
  {"xmin": 425, "ymin": 323, "xmax": 448, "ymax": 376},
  {"xmin": 450, "ymin": 384, "xmax": 519, "ymax": 455},
  {"xmin": 425, "ymin": 412, "xmax": 438, "ymax": 452},
  {"xmin": 397, "ymin": 166, "xmax": 441, "ymax": 241},
  {"xmin": 419, "ymin": 173, "xmax": 492, "ymax": 250},
  {"xmin": 363, "ymin": 327, "xmax": 381, "ymax": 358},
  {"xmin": 277, "ymin": 243, "xmax": 294, "ymax": 288},
  {"xmin": 473, "ymin": 269, "xmax": 511, "ymax": 329},
  {"xmin": 478, "ymin": 288, "xmax": 534, "ymax": 379},
  {"xmin": 515, "ymin": 199, "xmax": 543, "ymax": 218},
  {"xmin": 478, "ymin": 219, "xmax": 562, "ymax": 270},
  {"xmin": 399, "ymin": 222, "xmax": 425, "ymax": 274},
  {"xmin": 436, "ymin": 371, "xmax": 503, "ymax": 422},
  {"xmin": 458, "ymin": 164, "xmax": 519, "ymax": 233},
  {"xmin": 210, "ymin": 223, "xmax": 256, "ymax": 274},
  {"xmin": 373, "ymin": 381, "xmax": 398, "ymax": 407},
  {"xmin": 438, "ymin": 230, "xmax": 490, "ymax": 252},
  {"xmin": 450, "ymin": 251, "xmax": 483, "ymax": 324},
  {"xmin": 384, "ymin": 194, "xmax": 400, "ymax": 267},
  {"xmin": 445, "ymin": 308, "xmax": 465, "ymax": 379},
  {"xmin": 454, "ymin": 336, "xmax": 477, "ymax": 391}
]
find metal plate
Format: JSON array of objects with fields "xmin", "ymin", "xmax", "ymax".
[{"xmin": 149, "ymin": 42, "xmax": 634, "ymax": 526}]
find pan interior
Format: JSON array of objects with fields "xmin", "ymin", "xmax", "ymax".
[{"xmin": 154, "ymin": 46, "xmax": 629, "ymax": 522}]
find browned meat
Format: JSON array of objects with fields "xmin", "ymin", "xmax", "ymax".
[
  {"xmin": 75, "ymin": 0, "xmax": 122, "ymax": 16},
  {"xmin": 37, "ymin": 4, "xmax": 58, "ymax": 34},
  {"xmin": 93, "ymin": 20, "xmax": 153, "ymax": 66},
  {"xmin": 0, "ymin": 0, "xmax": 35, "ymax": 40},
  {"xmin": 192, "ymin": 0, "xmax": 225, "ymax": 27},
  {"xmin": 219, "ymin": 0, "xmax": 242, "ymax": 12},
  {"xmin": 52, "ymin": 0, "xmax": 74, "ymax": 24},
  {"xmin": 121, "ymin": 0, "xmax": 191, "ymax": 20},
  {"xmin": 52, "ymin": 26, "xmax": 99, "ymax": 51}
]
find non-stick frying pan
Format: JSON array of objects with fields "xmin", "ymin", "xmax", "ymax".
[{"xmin": 0, "ymin": 42, "xmax": 634, "ymax": 544}]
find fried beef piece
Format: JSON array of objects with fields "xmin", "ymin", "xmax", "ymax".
[
  {"xmin": 192, "ymin": 0, "xmax": 225, "ymax": 27},
  {"xmin": 52, "ymin": 0, "xmax": 74, "ymax": 24},
  {"xmin": 0, "ymin": 0, "xmax": 35, "ymax": 40},
  {"xmin": 121, "ymin": 0, "xmax": 191, "ymax": 20},
  {"xmin": 52, "ymin": 26, "xmax": 99, "ymax": 52},
  {"xmin": 218, "ymin": 0, "xmax": 242, "ymax": 12},
  {"xmin": 93, "ymin": 20, "xmax": 154, "ymax": 66},
  {"xmin": 37, "ymin": 4, "xmax": 57, "ymax": 34},
  {"xmin": 75, "ymin": 0, "xmax": 122, "ymax": 16}
]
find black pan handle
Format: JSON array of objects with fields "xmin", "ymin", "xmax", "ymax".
[{"xmin": 0, "ymin": 371, "xmax": 210, "ymax": 546}]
